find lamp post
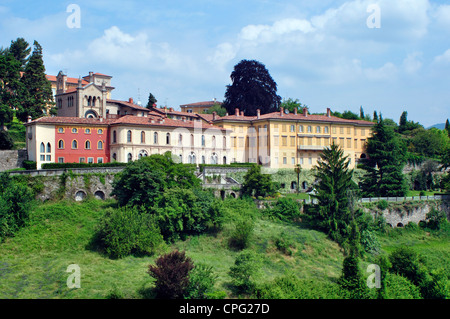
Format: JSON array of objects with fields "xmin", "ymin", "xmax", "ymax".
[{"xmin": 294, "ymin": 164, "xmax": 302, "ymax": 194}]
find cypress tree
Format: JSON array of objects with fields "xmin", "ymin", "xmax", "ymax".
[
  {"xmin": 360, "ymin": 117, "xmax": 408, "ymax": 197},
  {"xmin": 17, "ymin": 41, "xmax": 54, "ymax": 121},
  {"xmin": 307, "ymin": 143, "xmax": 355, "ymax": 244}
]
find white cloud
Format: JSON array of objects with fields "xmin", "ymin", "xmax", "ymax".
[
  {"xmin": 402, "ymin": 52, "xmax": 423, "ymax": 74},
  {"xmin": 434, "ymin": 49, "xmax": 450, "ymax": 64}
]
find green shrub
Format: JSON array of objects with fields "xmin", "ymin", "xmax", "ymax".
[
  {"xmin": 384, "ymin": 273, "xmax": 422, "ymax": 299},
  {"xmin": 22, "ymin": 160, "xmax": 37, "ymax": 170},
  {"xmin": 425, "ymin": 208, "xmax": 448, "ymax": 230},
  {"xmin": 265, "ymin": 197, "xmax": 301, "ymax": 222},
  {"xmin": 0, "ymin": 173, "xmax": 35, "ymax": 240},
  {"xmin": 273, "ymin": 231, "xmax": 296, "ymax": 256},
  {"xmin": 228, "ymin": 250, "xmax": 262, "ymax": 293},
  {"xmin": 229, "ymin": 218, "xmax": 254, "ymax": 250},
  {"xmin": 184, "ymin": 263, "xmax": 218, "ymax": 299},
  {"xmin": 152, "ymin": 188, "xmax": 225, "ymax": 242},
  {"xmin": 377, "ymin": 200, "xmax": 389, "ymax": 210},
  {"xmin": 255, "ymin": 274, "xmax": 343, "ymax": 299},
  {"xmin": 94, "ymin": 206, "xmax": 163, "ymax": 259}
]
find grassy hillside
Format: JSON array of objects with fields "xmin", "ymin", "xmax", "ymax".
[{"xmin": 0, "ymin": 197, "xmax": 448, "ymax": 299}]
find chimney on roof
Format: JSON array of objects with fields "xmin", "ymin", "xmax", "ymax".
[
  {"xmin": 213, "ymin": 111, "xmax": 217, "ymax": 121},
  {"xmin": 164, "ymin": 106, "xmax": 168, "ymax": 113},
  {"xmin": 78, "ymin": 77, "xmax": 82, "ymax": 88},
  {"xmin": 225, "ymin": 112, "xmax": 229, "ymax": 116},
  {"xmin": 303, "ymin": 108, "xmax": 308, "ymax": 117},
  {"xmin": 129, "ymin": 97, "xmax": 134, "ymax": 104},
  {"xmin": 280, "ymin": 107, "xmax": 284, "ymax": 116},
  {"xmin": 257, "ymin": 109, "xmax": 260, "ymax": 119},
  {"xmin": 241, "ymin": 111, "xmax": 244, "ymax": 117},
  {"xmin": 169, "ymin": 107, "xmax": 174, "ymax": 112},
  {"xmin": 235, "ymin": 108, "xmax": 239, "ymax": 117},
  {"xmin": 27, "ymin": 115, "xmax": 32, "ymax": 123},
  {"xmin": 294, "ymin": 108, "xmax": 297, "ymax": 115},
  {"xmin": 89, "ymin": 71, "xmax": 93, "ymax": 83},
  {"xmin": 326, "ymin": 108, "xmax": 331, "ymax": 117}
]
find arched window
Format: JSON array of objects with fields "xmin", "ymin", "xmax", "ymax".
[
  {"xmin": 58, "ymin": 140, "xmax": 64, "ymax": 149},
  {"xmin": 127, "ymin": 130, "xmax": 132, "ymax": 143},
  {"xmin": 85, "ymin": 140, "xmax": 91, "ymax": 149},
  {"xmin": 178, "ymin": 134, "xmax": 183, "ymax": 146},
  {"xmin": 85, "ymin": 128, "xmax": 91, "ymax": 134},
  {"xmin": 223, "ymin": 156, "xmax": 227, "ymax": 164},
  {"xmin": 46, "ymin": 142, "xmax": 51, "ymax": 153},
  {"xmin": 141, "ymin": 131, "xmax": 145, "ymax": 144},
  {"xmin": 112, "ymin": 153, "xmax": 117, "ymax": 161},
  {"xmin": 212, "ymin": 136, "xmax": 216, "ymax": 148},
  {"xmin": 127, "ymin": 153, "xmax": 132, "ymax": 162},
  {"xmin": 166, "ymin": 133, "xmax": 170, "ymax": 145},
  {"xmin": 211, "ymin": 153, "xmax": 218, "ymax": 164},
  {"xmin": 98, "ymin": 129, "xmax": 103, "ymax": 134},
  {"xmin": 201, "ymin": 135, "xmax": 205, "ymax": 147},
  {"xmin": 153, "ymin": 132, "xmax": 158, "ymax": 144},
  {"xmin": 97, "ymin": 141, "xmax": 103, "ymax": 150},
  {"xmin": 40, "ymin": 143, "xmax": 45, "ymax": 153},
  {"xmin": 138, "ymin": 150, "xmax": 148, "ymax": 159},
  {"xmin": 113, "ymin": 130, "xmax": 117, "ymax": 143},
  {"xmin": 223, "ymin": 136, "xmax": 227, "ymax": 148},
  {"xmin": 189, "ymin": 152, "xmax": 196, "ymax": 164},
  {"xmin": 72, "ymin": 128, "xmax": 78, "ymax": 133},
  {"xmin": 72, "ymin": 140, "xmax": 78, "ymax": 149},
  {"xmin": 191, "ymin": 134, "xmax": 194, "ymax": 146}
]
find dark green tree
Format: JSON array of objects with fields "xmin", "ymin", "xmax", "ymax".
[
  {"xmin": 279, "ymin": 98, "xmax": 308, "ymax": 114},
  {"xmin": 359, "ymin": 106, "xmax": 365, "ymax": 119},
  {"xmin": 146, "ymin": 92, "xmax": 157, "ymax": 108},
  {"xmin": 306, "ymin": 143, "xmax": 355, "ymax": 244},
  {"xmin": 360, "ymin": 117, "xmax": 408, "ymax": 197},
  {"xmin": 111, "ymin": 152, "xmax": 201, "ymax": 207},
  {"xmin": 204, "ymin": 103, "xmax": 227, "ymax": 117},
  {"xmin": 445, "ymin": 119, "xmax": 450, "ymax": 137},
  {"xmin": 0, "ymin": 51, "xmax": 24, "ymax": 129},
  {"xmin": 373, "ymin": 111, "xmax": 378, "ymax": 122},
  {"xmin": 9, "ymin": 38, "xmax": 31, "ymax": 70},
  {"xmin": 241, "ymin": 164, "xmax": 277, "ymax": 198},
  {"xmin": 222, "ymin": 59, "xmax": 281, "ymax": 116},
  {"xmin": 338, "ymin": 220, "xmax": 368, "ymax": 299},
  {"xmin": 17, "ymin": 41, "xmax": 54, "ymax": 121}
]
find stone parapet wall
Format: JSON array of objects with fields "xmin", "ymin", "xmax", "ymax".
[{"xmin": 0, "ymin": 150, "xmax": 27, "ymax": 172}]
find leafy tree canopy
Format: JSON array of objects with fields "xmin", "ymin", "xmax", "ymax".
[{"xmin": 222, "ymin": 59, "xmax": 281, "ymax": 116}]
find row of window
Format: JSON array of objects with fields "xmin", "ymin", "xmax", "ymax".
[
  {"xmin": 113, "ymin": 130, "xmax": 227, "ymax": 148},
  {"xmin": 57, "ymin": 139, "xmax": 104, "ymax": 150},
  {"xmin": 112, "ymin": 151, "xmax": 226, "ymax": 165},
  {"xmin": 58, "ymin": 127, "xmax": 104, "ymax": 134},
  {"xmin": 234, "ymin": 124, "xmax": 367, "ymax": 136},
  {"xmin": 57, "ymin": 157, "xmax": 104, "ymax": 164}
]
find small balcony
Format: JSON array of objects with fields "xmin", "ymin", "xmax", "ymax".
[{"xmin": 298, "ymin": 145, "xmax": 324, "ymax": 151}]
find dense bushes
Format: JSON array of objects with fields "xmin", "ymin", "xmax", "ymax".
[
  {"xmin": 0, "ymin": 173, "xmax": 34, "ymax": 241},
  {"xmin": 94, "ymin": 206, "xmax": 163, "ymax": 259}
]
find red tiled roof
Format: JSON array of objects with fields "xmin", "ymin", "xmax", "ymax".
[
  {"xmin": 215, "ymin": 111, "xmax": 374, "ymax": 126},
  {"xmin": 180, "ymin": 101, "xmax": 222, "ymax": 107},
  {"xmin": 46, "ymin": 75, "xmax": 89, "ymax": 85},
  {"xmin": 107, "ymin": 99, "xmax": 150, "ymax": 112},
  {"xmin": 25, "ymin": 116, "xmax": 112, "ymax": 126},
  {"xmin": 110, "ymin": 115, "xmax": 228, "ymax": 131}
]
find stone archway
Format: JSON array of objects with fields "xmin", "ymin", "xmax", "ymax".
[
  {"xmin": 94, "ymin": 190, "xmax": 105, "ymax": 200},
  {"xmin": 75, "ymin": 190, "xmax": 87, "ymax": 202}
]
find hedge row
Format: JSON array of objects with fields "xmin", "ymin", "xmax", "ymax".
[{"xmin": 41, "ymin": 162, "xmax": 127, "ymax": 169}]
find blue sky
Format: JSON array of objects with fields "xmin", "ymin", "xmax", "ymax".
[{"xmin": 1, "ymin": 0, "xmax": 449, "ymax": 127}]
